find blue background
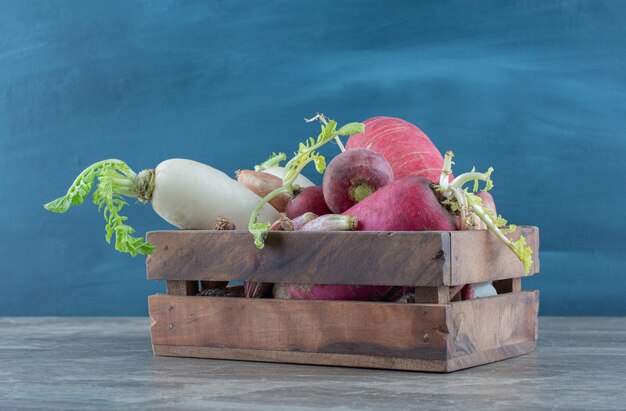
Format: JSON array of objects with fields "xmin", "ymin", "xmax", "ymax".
[{"xmin": 1, "ymin": 1, "xmax": 624, "ymax": 316}]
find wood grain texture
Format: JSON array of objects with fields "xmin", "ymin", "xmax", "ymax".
[
  {"xmin": 146, "ymin": 230, "xmax": 451, "ymax": 286},
  {"xmin": 148, "ymin": 291, "xmax": 539, "ymax": 372},
  {"xmin": 152, "ymin": 344, "xmax": 449, "ymax": 372},
  {"xmin": 153, "ymin": 341, "xmax": 536, "ymax": 373},
  {"xmin": 414, "ymin": 286, "xmax": 450, "ymax": 304},
  {"xmin": 449, "ymin": 291, "xmax": 539, "ymax": 360},
  {"xmin": 149, "ymin": 295, "xmax": 450, "ymax": 360},
  {"xmin": 449, "ymin": 226, "xmax": 540, "ymax": 285},
  {"xmin": 146, "ymin": 227, "xmax": 539, "ymax": 286}
]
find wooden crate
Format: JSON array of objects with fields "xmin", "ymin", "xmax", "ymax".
[{"xmin": 146, "ymin": 226, "xmax": 540, "ymax": 372}]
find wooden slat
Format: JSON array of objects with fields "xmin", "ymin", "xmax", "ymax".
[
  {"xmin": 149, "ymin": 295, "xmax": 450, "ymax": 361},
  {"xmin": 414, "ymin": 286, "xmax": 450, "ymax": 304},
  {"xmin": 449, "ymin": 291, "xmax": 539, "ymax": 359},
  {"xmin": 166, "ymin": 280, "xmax": 199, "ymax": 296},
  {"xmin": 446, "ymin": 341, "xmax": 537, "ymax": 372},
  {"xmin": 149, "ymin": 291, "xmax": 539, "ymax": 372},
  {"xmin": 152, "ymin": 345, "xmax": 449, "ymax": 372},
  {"xmin": 449, "ymin": 226, "xmax": 539, "ymax": 285},
  {"xmin": 146, "ymin": 230, "xmax": 451, "ymax": 286}
]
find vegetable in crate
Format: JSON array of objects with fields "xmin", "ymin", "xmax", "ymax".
[
  {"xmin": 44, "ymin": 159, "xmax": 280, "ymax": 255},
  {"xmin": 322, "ymin": 148, "xmax": 394, "ymax": 213},
  {"xmin": 237, "ymin": 170, "xmax": 290, "ymax": 212},
  {"xmin": 346, "ymin": 116, "xmax": 446, "ymax": 183},
  {"xmin": 344, "ymin": 151, "xmax": 533, "ymax": 274},
  {"xmin": 254, "ymin": 152, "xmax": 315, "ymax": 188},
  {"xmin": 248, "ymin": 116, "xmax": 366, "ymax": 248},
  {"xmin": 250, "ymin": 117, "xmax": 532, "ymax": 275},
  {"xmin": 285, "ymin": 186, "xmax": 332, "ymax": 219},
  {"xmin": 274, "ymin": 214, "xmax": 392, "ymax": 301}
]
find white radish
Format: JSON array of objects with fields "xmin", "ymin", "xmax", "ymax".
[
  {"xmin": 152, "ymin": 159, "xmax": 279, "ymax": 229},
  {"xmin": 44, "ymin": 158, "xmax": 280, "ymax": 256}
]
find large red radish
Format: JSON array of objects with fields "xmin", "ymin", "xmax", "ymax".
[
  {"xmin": 343, "ymin": 151, "xmax": 533, "ymax": 275},
  {"xmin": 343, "ymin": 176, "xmax": 457, "ymax": 232},
  {"xmin": 346, "ymin": 116, "xmax": 446, "ymax": 183}
]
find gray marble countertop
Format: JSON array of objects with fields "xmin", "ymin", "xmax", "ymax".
[{"xmin": 1, "ymin": 317, "xmax": 624, "ymax": 410}]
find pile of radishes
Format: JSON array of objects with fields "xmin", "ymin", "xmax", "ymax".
[{"xmin": 45, "ymin": 114, "xmax": 531, "ymax": 302}]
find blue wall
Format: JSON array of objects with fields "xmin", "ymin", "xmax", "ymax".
[{"xmin": 1, "ymin": 1, "xmax": 624, "ymax": 315}]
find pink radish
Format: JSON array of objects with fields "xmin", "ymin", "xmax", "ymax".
[
  {"xmin": 285, "ymin": 186, "xmax": 332, "ymax": 219},
  {"xmin": 343, "ymin": 176, "xmax": 457, "ymax": 231},
  {"xmin": 322, "ymin": 148, "xmax": 394, "ymax": 213},
  {"xmin": 344, "ymin": 151, "xmax": 533, "ymax": 275},
  {"xmin": 346, "ymin": 116, "xmax": 446, "ymax": 183}
]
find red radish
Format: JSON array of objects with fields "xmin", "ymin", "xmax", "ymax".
[
  {"xmin": 237, "ymin": 170, "xmax": 290, "ymax": 212},
  {"xmin": 291, "ymin": 212, "xmax": 318, "ymax": 230},
  {"xmin": 461, "ymin": 284, "xmax": 475, "ymax": 300},
  {"xmin": 322, "ymin": 148, "xmax": 394, "ymax": 213},
  {"xmin": 248, "ymin": 117, "xmax": 365, "ymax": 249},
  {"xmin": 343, "ymin": 176, "xmax": 457, "ymax": 231},
  {"xmin": 344, "ymin": 151, "xmax": 533, "ymax": 275},
  {"xmin": 346, "ymin": 116, "xmax": 446, "ymax": 183},
  {"xmin": 285, "ymin": 186, "xmax": 332, "ymax": 219}
]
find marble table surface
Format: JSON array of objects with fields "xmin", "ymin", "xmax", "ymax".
[{"xmin": 0, "ymin": 316, "xmax": 624, "ymax": 410}]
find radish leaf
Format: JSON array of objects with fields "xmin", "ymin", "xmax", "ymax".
[{"xmin": 44, "ymin": 159, "xmax": 155, "ymax": 256}]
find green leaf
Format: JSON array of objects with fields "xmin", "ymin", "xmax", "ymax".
[
  {"xmin": 511, "ymin": 236, "xmax": 533, "ymax": 275},
  {"xmin": 44, "ymin": 169, "xmax": 96, "ymax": 213},
  {"xmin": 318, "ymin": 120, "xmax": 338, "ymax": 144},
  {"xmin": 250, "ymin": 221, "xmax": 271, "ymax": 249},
  {"xmin": 337, "ymin": 122, "xmax": 365, "ymax": 136},
  {"xmin": 312, "ymin": 153, "xmax": 326, "ymax": 173},
  {"xmin": 44, "ymin": 159, "xmax": 156, "ymax": 256}
]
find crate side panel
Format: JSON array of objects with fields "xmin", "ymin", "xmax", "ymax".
[
  {"xmin": 152, "ymin": 345, "xmax": 449, "ymax": 372},
  {"xmin": 149, "ymin": 295, "xmax": 450, "ymax": 360},
  {"xmin": 449, "ymin": 226, "xmax": 540, "ymax": 285},
  {"xmin": 449, "ymin": 291, "xmax": 539, "ymax": 360},
  {"xmin": 146, "ymin": 230, "xmax": 450, "ymax": 286},
  {"xmin": 446, "ymin": 341, "xmax": 537, "ymax": 372}
]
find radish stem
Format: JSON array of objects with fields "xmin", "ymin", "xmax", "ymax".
[
  {"xmin": 305, "ymin": 113, "xmax": 346, "ymax": 153},
  {"xmin": 255, "ymin": 152, "xmax": 287, "ymax": 172},
  {"xmin": 249, "ymin": 116, "xmax": 364, "ymax": 248},
  {"xmin": 435, "ymin": 151, "xmax": 533, "ymax": 274}
]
